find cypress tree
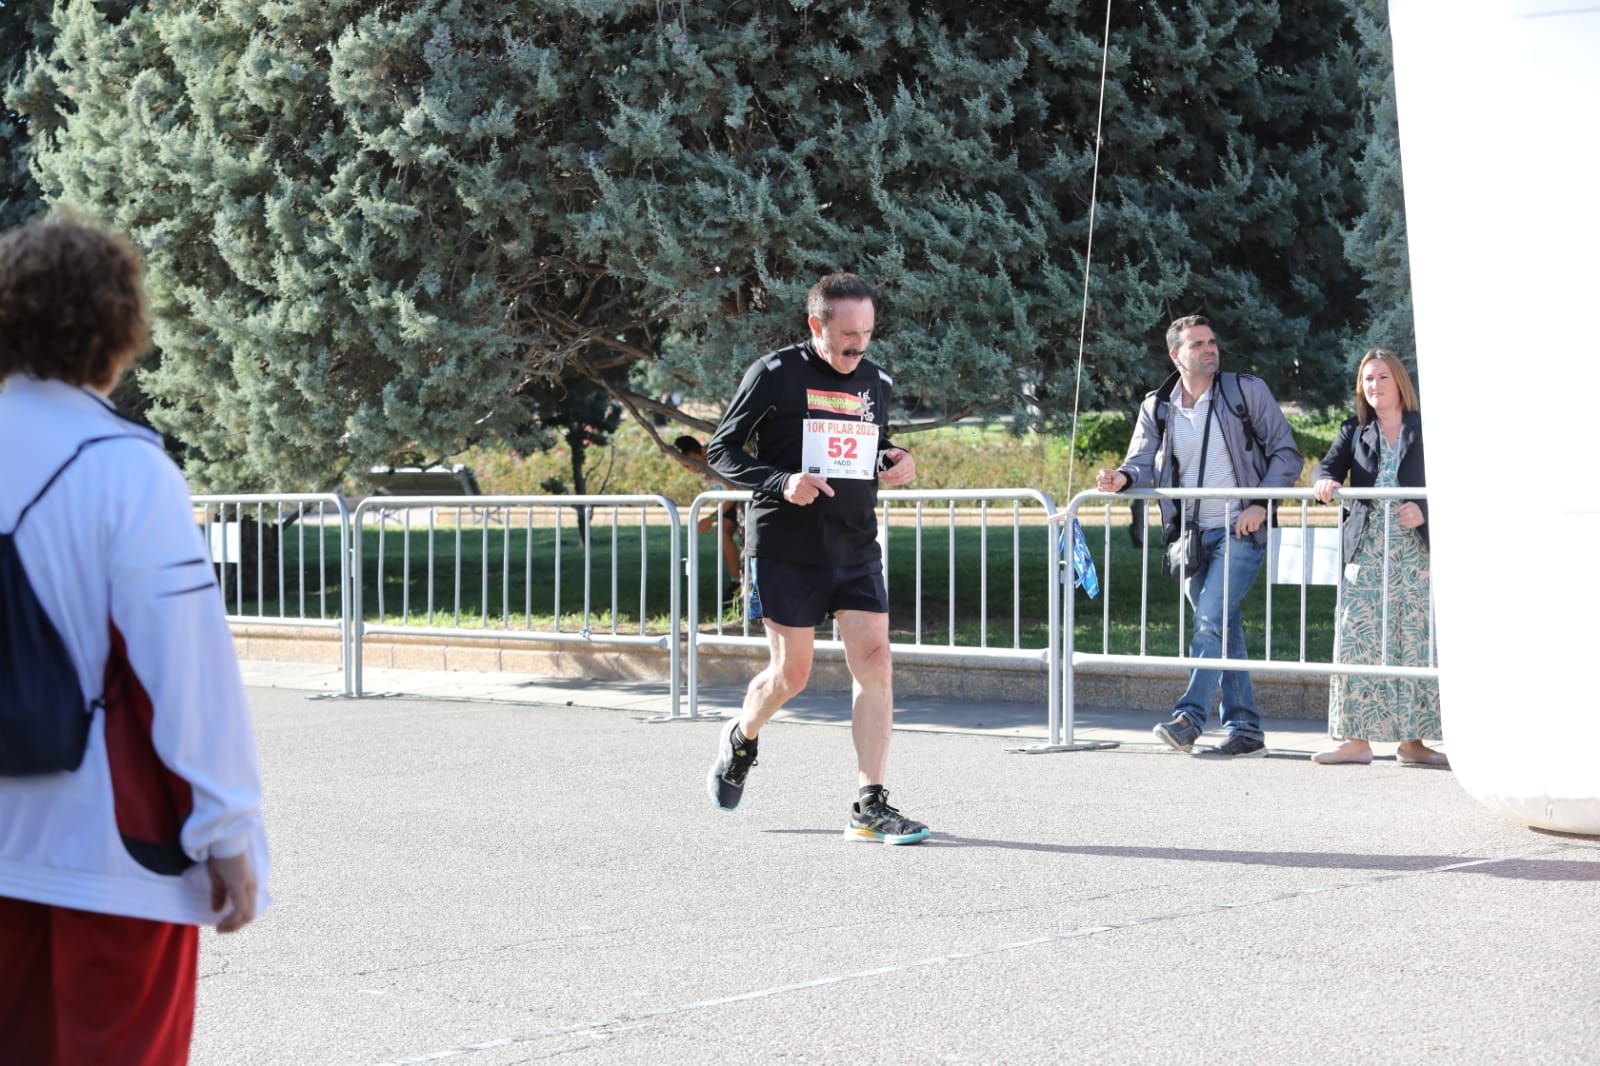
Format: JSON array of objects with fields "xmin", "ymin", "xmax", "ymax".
[
  {"xmin": 0, "ymin": 0, "xmax": 51, "ymax": 229},
  {"xmin": 1340, "ymin": 0, "xmax": 1416, "ymax": 368},
  {"xmin": 14, "ymin": 2, "xmax": 1370, "ymax": 489}
]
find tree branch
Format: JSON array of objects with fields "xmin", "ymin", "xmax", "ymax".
[
  {"xmin": 599, "ymin": 376, "xmax": 721, "ymax": 437},
  {"xmin": 584, "ymin": 368, "xmax": 685, "ymax": 465},
  {"xmin": 890, "ymin": 405, "xmax": 981, "ymax": 435}
]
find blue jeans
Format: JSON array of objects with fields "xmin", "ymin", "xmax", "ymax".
[{"xmin": 1173, "ymin": 526, "xmax": 1266, "ymax": 742}]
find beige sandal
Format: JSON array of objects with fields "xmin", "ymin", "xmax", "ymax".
[
  {"xmin": 1311, "ymin": 741, "xmax": 1373, "ymax": 765},
  {"xmin": 1397, "ymin": 749, "xmax": 1450, "ymax": 768}
]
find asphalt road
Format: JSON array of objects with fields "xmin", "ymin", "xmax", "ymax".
[{"xmin": 191, "ymin": 686, "xmax": 1600, "ymax": 1065}]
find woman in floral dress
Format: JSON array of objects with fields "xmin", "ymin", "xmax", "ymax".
[{"xmin": 1310, "ymin": 349, "xmax": 1445, "ymax": 767}]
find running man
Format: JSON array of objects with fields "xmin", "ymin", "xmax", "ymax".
[{"xmin": 704, "ymin": 273, "xmax": 927, "ymax": 844}]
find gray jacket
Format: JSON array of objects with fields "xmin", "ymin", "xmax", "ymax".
[{"xmin": 1116, "ymin": 370, "xmax": 1302, "ymax": 544}]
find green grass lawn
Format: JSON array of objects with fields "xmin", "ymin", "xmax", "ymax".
[
  {"xmin": 227, "ymin": 512, "xmax": 1336, "ymax": 662},
  {"xmin": 1067, "ymin": 521, "xmax": 1336, "ymax": 662}
]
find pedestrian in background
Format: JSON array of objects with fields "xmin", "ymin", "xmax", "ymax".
[
  {"xmin": 672, "ymin": 434, "xmax": 745, "ymax": 604},
  {"xmin": 0, "ymin": 215, "xmax": 270, "ymax": 1065},
  {"xmin": 1310, "ymin": 349, "xmax": 1444, "ymax": 767},
  {"xmin": 1097, "ymin": 315, "xmax": 1303, "ymax": 757}
]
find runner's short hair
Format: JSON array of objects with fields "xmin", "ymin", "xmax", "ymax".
[
  {"xmin": 1165, "ymin": 314, "xmax": 1212, "ymax": 353},
  {"xmin": 0, "ymin": 215, "xmax": 151, "ymax": 387},
  {"xmin": 674, "ymin": 435, "xmax": 704, "ymax": 457},
  {"xmin": 807, "ymin": 273, "xmax": 875, "ymax": 324}
]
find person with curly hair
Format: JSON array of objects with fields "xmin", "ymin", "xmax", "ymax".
[{"xmin": 0, "ymin": 215, "xmax": 270, "ymax": 1065}]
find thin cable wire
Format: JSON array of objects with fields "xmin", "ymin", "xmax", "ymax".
[{"xmin": 1063, "ymin": 0, "xmax": 1116, "ymax": 503}]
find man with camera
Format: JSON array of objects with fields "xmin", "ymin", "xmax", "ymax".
[{"xmin": 1096, "ymin": 315, "xmax": 1302, "ymax": 757}]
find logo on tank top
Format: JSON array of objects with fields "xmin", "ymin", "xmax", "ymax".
[{"xmin": 806, "ymin": 388, "xmax": 874, "ymax": 422}]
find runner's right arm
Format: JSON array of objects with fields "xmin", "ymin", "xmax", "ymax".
[{"xmin": 706, "ymin": 358, "xmax": 792, "ymax": 496}]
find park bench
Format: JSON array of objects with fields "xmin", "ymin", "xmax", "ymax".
[{"xmin": 367, "ymin": 464, "xmax": 482, "ymax": 497}]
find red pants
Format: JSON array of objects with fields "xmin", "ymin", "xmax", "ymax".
[{"xmin": 0, "ymin": 895, "xmax": 198, "ymax": 1066}]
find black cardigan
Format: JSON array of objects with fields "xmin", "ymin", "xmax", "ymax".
[{"xmin": 1313, "ymin": 410, "xmax": 1428, "ymax": 563}]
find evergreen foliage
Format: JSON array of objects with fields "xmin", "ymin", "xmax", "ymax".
[
  {"xmin": 521, "ymin": 368, "xmax": 622, "ymax": 500},
  {"xmin": 11, "ymin": 1, "xmax": 1371, "ymax": 490},
  {"xmin": 0, "ymin": 0, "xmax": 50, "ymax": 229},
  {"xmin": 1340, "ymin": 0, "xmax": 1416, "ymax": 370}
]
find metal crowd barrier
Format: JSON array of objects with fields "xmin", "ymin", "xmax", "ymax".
[
  {"xmin": 347, "ymin": 495, "xmax": 681, "ymax": 710},
  {"xmin": 680, "ymin": 488, "xmax": 1062, "ymax": 721},
  {"xmin": 1044, "ymin": 486, "xmax": 1437, "ymax": 751},
  {"xmin": 193, "ymin": 493, "xmax": 353, "ymax": 696},
  {"xmin": 204, "ymin": 483, "xmax": 1431, "ymax": 747}
]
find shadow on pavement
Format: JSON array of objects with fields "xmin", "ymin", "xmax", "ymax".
[{"xmin": 763, "ymin": 830, "xmax": 1600, "ymax": 882}]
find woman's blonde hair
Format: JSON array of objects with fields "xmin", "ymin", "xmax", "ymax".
[{"xmin": 1353, "ymin": 348, "xmax": 1419, "ymax": 424}]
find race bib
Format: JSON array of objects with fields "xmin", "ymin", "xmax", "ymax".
[{"xmin": 800, "ymin": 418, "xmax": 880, "ymax": 480}]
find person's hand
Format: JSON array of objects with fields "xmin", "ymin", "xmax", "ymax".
[
  {"xmin": 697, "ymin": 514, "xmax": 715, "ymax": 534},
  {"xmin": 1395, "ymin": 501, "xmax": 1425, "ymax": 530},
  {"xmin": 207, "ymin": 852, "xmax": 258, "ymax": 933},
  {"xmin": 877, "ymin": 448, "xmax": 916, "ymax": 486},
  {"xmin": 1096, "ymin": 469, "xmax": 1129, "ymax": 493},
  {"xmin": 1235, "ymin": 504, "xmax": 1268, "ymax": 537},
  {"xmin": 1312, "ymin": 478, "xmax": 1341, "ymax": 504},
  {"xmin": 783, "ymin": 472, "xmax": 834, "ymax": 506}
]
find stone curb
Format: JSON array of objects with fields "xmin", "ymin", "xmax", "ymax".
[{"xmin": 231, "ymin": 623, "xmax": 1330, "ymax": 720}]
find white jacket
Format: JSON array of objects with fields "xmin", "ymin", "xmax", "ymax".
[{"xmin": 0, "ymin": 375, "xmax": 270, "ymax": 926}]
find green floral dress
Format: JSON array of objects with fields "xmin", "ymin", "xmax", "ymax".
[{"xmin": 1326, "ymin": 435, "xmax": 1441, "ymax": 741}]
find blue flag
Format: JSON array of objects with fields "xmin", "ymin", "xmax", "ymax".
[{"xmin": 1060, "ymin": 519, "xmax": 1100, "ymax": 598}]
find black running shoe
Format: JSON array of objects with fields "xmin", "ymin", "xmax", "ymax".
[
  {"xmin": 845, "ymin": 790, "xmax": 929, "ymax": 845},
  {"xmin": 1194, "ymin": 734, "xmax": 1267, "ymax": 758},
  {"xmin": 706, "ymin": 717, "xmax": 758, "ymax": 811}
]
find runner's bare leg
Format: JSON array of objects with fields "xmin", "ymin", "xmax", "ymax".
[
  {"xmin": 836, "ymin": 609, "xmax": 893, "ymax": 788},
  {"xmin": 740, "ymin": 620, "xmax": 814, "ymax": 738}
]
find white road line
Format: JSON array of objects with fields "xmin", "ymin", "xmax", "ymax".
[{"xmin": 367, "ymin": 848, "xmax": 1564, "ymax": 1065}]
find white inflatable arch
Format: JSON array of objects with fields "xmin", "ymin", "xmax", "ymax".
[{"xmin": 1390, "ymin": 1, "xmax": 1599, "ymax": 834}]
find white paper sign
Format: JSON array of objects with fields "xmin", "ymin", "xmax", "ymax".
[
  {"xmin": 800, "ymin": 418, "xmax": 880, "ymax": 480},
  {"xmin": 206, "ymin": 520, "xmax": 241, "ymax": 563},
  {"xmin": 1270, "ymin": 527, "xmax": 1340, "ymax": 586}
]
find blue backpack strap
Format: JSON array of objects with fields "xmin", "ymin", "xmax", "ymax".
[{"xmin": 7, "ymin": 435, "xmax": 140, "ymax": 535}]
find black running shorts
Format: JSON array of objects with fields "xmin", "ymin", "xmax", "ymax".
[{"xmin": 751, "ymin": 557, "xmax": 888, "ymax": 628}]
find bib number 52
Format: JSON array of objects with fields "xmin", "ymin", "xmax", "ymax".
[{"xmin": 826, "ymin": 437, "xmax": 858, "ymax": 460}]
